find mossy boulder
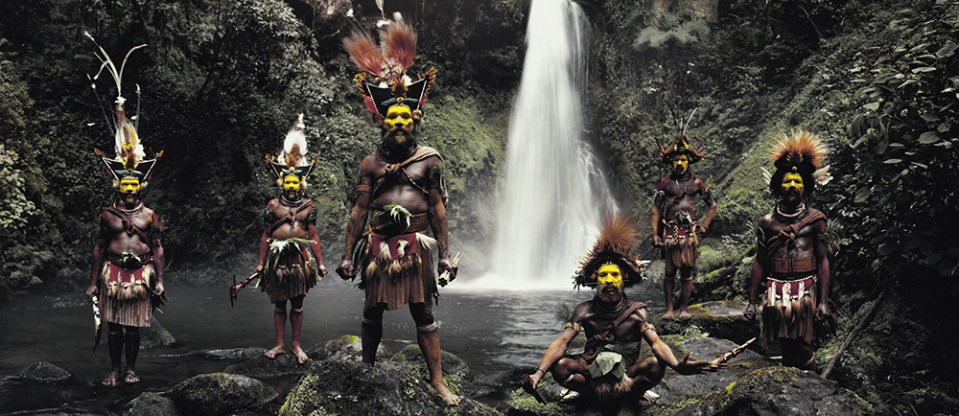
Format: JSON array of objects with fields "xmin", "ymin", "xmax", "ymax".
[
  {"xmin": 669, "ymin": 366, "xmax": 862, "ymax": 416},
  {"xmin": 652, "ymin": 300, "xmax": 756, "ymax": 344},
  {"xmin": 16, "ymin": 361, "xmax": 71, "ymax": 383},
  {"xmin": 141, "ymin": 317, "xmax": 176, "ymax": 349},
  {"xmin": 223, "ymin": 351, "xmax": 308, "ymax": 379},
  {"xmin": 170, "ymin": 373, "xmax": 277, "ymax": 416},
  {"xmin": 307, "ymin": 334, "xmax": 389, "ymax": 363},
  {"xmin": 200, "ymin": 347, "xmax": 266, "ymax": 361},
  {"xmin": 279, "ymin": 358, "xmax": 501, "ymax": 416},
  {"xmin": 127, "ymin": 392, "xmax": 180, "ymax": 416}
]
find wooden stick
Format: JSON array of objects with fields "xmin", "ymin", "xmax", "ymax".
[{"xmin": 821, "ymin": 288, "xmax": 888, "ymax": 379}]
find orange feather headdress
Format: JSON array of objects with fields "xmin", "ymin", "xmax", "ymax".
[
  {"xmin": 767, "ymin": 129, "xmax": 832, "ymax": 196},
  {"xmin": 574, "ymin": 214, "xmax": 647, "ymax": 289}
]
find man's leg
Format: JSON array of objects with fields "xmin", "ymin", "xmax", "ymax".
[
  {"xmin": 361, "ymin": 304, "xmax": 385, "ymax": 365},
  {"xmin": 265, "ymin": 300, "xmax": 287, "ymax": 358},
  {"xmin": 411, "ymin": 302, "xmax": 462, "ymax": 406},
  {"xmin": 549, "ymin": 356, "xmax": 591, "ymax": 395},
  {"xmin": 627, "ymin": 356, "xmax": 666, "ymax": 395},
  {"xmin": 677, "ymin": 267, "xmax": 694, "ymax": 321},
  {"xmin": 103, "ymin": 323, "xmax": 123, "ymax": 386},
  {"xmin": 661, "ymin": 260, "xmax": 677, "ymax": 320},
  {"xmin": 792, "ymin": 339, "xmax": 818, "ymax": 372},
  {"xmin": 289, "ymin": 295, "xmax": 308, "ymax": 364},
  {"xmin": 123, "ymin": 326, "xmax": 141, "ymax": 384}
]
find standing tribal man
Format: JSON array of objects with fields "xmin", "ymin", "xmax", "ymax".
[
  {"xmin": 84, "ymin": 37, "xmax": 165, "ymax": 386},
  {"xmin": 336, "ymin": 16, "xmax": 461, "ymax": 406},
  {"xmin": 525, "ymin": 215, "xmax": 720, "ymax": 415},
  {"xmin": 744, "ymin": 129, "xmax": 833, "ymax": 371},
  {"xmin": 244, "ymin": 114, "xmax": 327, "ymax": 365},
  {"xmin": 650, "ymin": 134, "xmax": 717, "ymax": 320}
]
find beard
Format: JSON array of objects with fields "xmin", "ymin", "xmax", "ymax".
[
  {"xmin": 379, "ymin": 127, "xmax": 417, "ymax": 161},
  {"xmin": 595, "ymin": 284, "xmax": 624, "ymax": 305},
  {"xmin": 120, "ymin": 192, "xmax": 140, "ymax": 207}
]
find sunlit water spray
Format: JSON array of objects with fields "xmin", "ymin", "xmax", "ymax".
[{"xmin": 462, "ymin": 0, "xmax": 616, "ymax": 290}]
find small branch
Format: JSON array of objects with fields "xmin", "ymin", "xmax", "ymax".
[
  {"xmin": 798, "ymin": 5, "xmax": 823, "ymax": 40},
  {"xmin": 821, "ymin": 288, "xmax": 888, "ymax": 380}
]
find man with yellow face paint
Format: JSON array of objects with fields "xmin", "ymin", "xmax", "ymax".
[
  {"xmin": 87, "ymin": 57, "xmax": 165, "ymax": 386},
  {"xmin": 525, "ymin": 215, "xmax": 721, "ymax": 415},
  {"xmin": 247, "ymin": 114, "xmax": 327, "ymax": 365},
  {"xmin": 339, "ymin": 18, "xmax": 461, "ymax": 406},
  {"xmin": 744, "ymin": 129, "xmax": 834, "ymax": 371},
  {"xmin": 651, "ymin": 134, "xmax": 717, "ymax": 320}
]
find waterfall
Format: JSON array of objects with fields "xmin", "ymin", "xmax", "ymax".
[{"xmin": 466, "ymin": 0, "xmax": 616, "ymax": 290}]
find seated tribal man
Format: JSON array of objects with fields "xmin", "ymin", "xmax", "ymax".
[
  {"xmin": 248, "ymin": 114, "xmax": 327, "ymax": 365},
  {"xmin": 651, "ymin": 133, "xmax": 717, "ymax": 320},
  {"xmin": 337, "ymin": 17, "xmax": 461, "ymax": 406},
  {"xmin": 525, "ymin": 215, "xmax": 721, "ymax": 415},
  {"xmin": 744, "ymin": 129, "xmax": 834, "ymax": 371},
  {"xmin": 85, "ymin": 39, "xmax": 165, "ymax": 386}
]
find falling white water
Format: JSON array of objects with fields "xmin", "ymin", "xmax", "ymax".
[{"xmin": 463, "ymin": 0, "xmax": 616, "ymax": 290}]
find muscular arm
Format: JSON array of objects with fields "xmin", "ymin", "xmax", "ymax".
[
  {"xmin": 149, "ymin": 212, "xmax": 165, "ymax": 284},
  {"xmin": 748, "ymin": 220, "xmax": 767, "ymax": 304},
  {"xmin": 338, "ymin": 157, "xmax": 373, "ymax": 277},
  {"xmin": 535, "ymin": 327, "xmax": 578, "ymax": 374},
  {"xmin": 815, "ymin": 220, "xmax": 830, "ymax": 304},
  {"xmin": 700, "ymin": 181, "xmax": 717, "ymax": 231},
  {"xmin": 88, "ymin": 214, "xmax": 109, "ymax": 292},
  {"xmin": 651, "ymin": 190, "xmax": 664, "ymax": 246},
  {"xmin": 426, "ymin": 157, "xmax": 453, "ymax": 274},
  {"xmin": 308, "ymin": 223, "xmax": 327, "ymax": 275}
]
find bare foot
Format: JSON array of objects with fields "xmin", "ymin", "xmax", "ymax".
[
  {"xmin": 101, "ymin": 370, "xmax": 120, "ymax": 387},
  {"xmin": 123, "ymin": 370, "xmax": 140, "ymax": 384},
  {"xmin": 432, "ymin": 381, "xmax": 463, "ymax": 406},
  {"xmin": 678, "ymin": 310, "xmax": 692, "ymax": 321},
  {"xmin": 264, "ymin": 344, "xmax": 286, "ymax": 359},
  {"xmin": 661, "ymin": 310, "xmax": 675, "ymax": 320},
  {"xmin": 291, "ymin": 345, "xmax": 309, "ymax": 365}
]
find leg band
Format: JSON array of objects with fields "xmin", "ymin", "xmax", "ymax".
[{"xmin": 416, "ymin": 323, "xmax": 438, "ymax": 333}]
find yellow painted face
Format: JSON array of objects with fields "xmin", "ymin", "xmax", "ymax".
[
  {"xmin": 672, "ymin": 155, "xmax": 689, "ymax": 174},
  {"xmin": 781, "ymin": 172, "xmax": 804, "ymax": 194},
  {"xmin": 119, "ymin": 177, "xmax": 141, "ymax": 193},
  {"xmin": 596, "ymin": 263, "xmax": 624, "ymax": 290},
  {"xmin": 384, "ymin": 103, "xmax": 414, "ymax": 134},
  {"xmin": 283, "ymin": 175, "xmax": 301, "ymax": 192}
]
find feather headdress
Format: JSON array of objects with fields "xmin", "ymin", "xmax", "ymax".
[
  {"xmin": 86, "ymin": 33, "xmax": 160, "ymax": 189},
  {"xmin": 268, "ymin": 114, "xmax": 316, "ymax": 185},
  {"xmin": 655, "ymin": 133, "xmax": 707, "ymax": 164},
  {"xmin": 768, "ymin": 128, "xmax": 832, "ymax": 196},
  {"xmin": 343, "ymin": 12, "xmax": 436, "ymax": 117},
  {"xmin": 574, "ymin": 214, "xmax": 646, "ymax": 289}
]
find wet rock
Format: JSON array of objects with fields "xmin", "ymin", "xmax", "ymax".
[
  {"xmin": 142, "ymin": 317, "xmax": 176, "ymax": 349},
  {"xmin": 306, "ymin": 334, "xmax": 389, "ymax": 363},
  {"xmin": 201, "ymin": 347, "xmax": 266, "ymax": 361},
  {"xmin": 667, "ymin": 366, "xmax": 862, "ymax": 416},
  {"xmin": 127, "ymin": 392, "xmax": 180, "ymax": 416},
  {"xmin": 506, "ymin": 387, "xmax": 570, "ymax": 416},
  {"xmin": 224, "ymin": 352, "xmax": 309, "ymax": 379},
  {"xmin": 20, "ymin": 410, "xmax": 100, "ymax": 416},
  {"xmin": 279, "ymin": 358, "xmax": 501, "ymax": 416},
  {"xmin": 653, "ymin": 300, "xmax": 756, "ymax": 344},
  {"xmin": 654, "ymin": 336, "xmax": 773, "ymax": 406},
  {"xmin": 171, "ymin": 373, "xmax": 278, "ymax": 416},
  {"xmin": 16, "ymin": 361, "xmax": 72, "ymax": 383},
  {"xmin": 391, "ymin": 344, "xmax": 472, "ymax": 380}
]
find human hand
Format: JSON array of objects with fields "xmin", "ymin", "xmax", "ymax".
[
  {"xmin": 695, "ymin": 223, "xmax": 708, "ymax": 234},
  {"xmin": 85, "ymin": 284, "xmax": 98, "ymax": 300},
  {"xmin": 675, "ymin": 352, "xmax": 722, "ymax": 375},
  {"xmin": 816, "ymin": 302, "xmax": 831, "ymax": 321},
  {"xmin": 653, "ymin": 235, "xmax": 664, "ymax": 248},
  {"xmin": 318, "ymin": 263, "xmax": 328, "ymax": 277},
  {"xmin": 438, "ymin": 257, "xmax": 458, "ymax": 282},
  {"xmin": 154, "ymin": 282, "xmax": 165, "ymax": 297},
  {"xmin": 255, "ymin": 264, "xmax": 265, "ymax": 275},
  {"xmin": 743, "ymin": 303, "xmax": 756, "ymax": 321},
  {"xmin": 336, "ymin": 258, "xmax": 355, "ymax": 280}
]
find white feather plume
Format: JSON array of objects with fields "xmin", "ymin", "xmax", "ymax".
[{"xmin": 279, "ymin": 113, "xmax": 308, "ymax": 168}]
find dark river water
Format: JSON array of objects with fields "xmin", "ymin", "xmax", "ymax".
[{"xmin": 0, "ymin": 282, "xmax": 660, "ymax": 414}]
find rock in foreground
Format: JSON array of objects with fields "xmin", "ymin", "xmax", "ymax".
[
  {"xmin": 16, "ymin": 361, "xmax": 72, "ymax": 383},
  {"xmin": 171, "ymin": 373, "xmax": 277, "ymax": 416}
]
